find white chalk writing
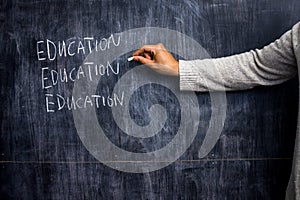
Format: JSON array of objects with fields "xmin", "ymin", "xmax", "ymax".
[{"xmin": 37, "ymin": 33, "xmax": 125, "ymax": 113}]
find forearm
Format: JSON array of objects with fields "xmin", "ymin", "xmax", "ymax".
[{"xmin": 180, "ymin": 23, "xmax": 299, "ymax": 92}]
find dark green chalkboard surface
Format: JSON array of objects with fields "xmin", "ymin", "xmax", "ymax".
[{"xmin": 1, "ymin": 0, "xmax": 300, "ymax": 199}]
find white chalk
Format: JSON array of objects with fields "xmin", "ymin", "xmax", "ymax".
[{"xmin": 127, "ymin": 56, "xmax": 134, "ymax": 62}]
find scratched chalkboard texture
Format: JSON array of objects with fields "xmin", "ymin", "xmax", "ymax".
[{"xmin": 1, "ymin": 0, "xmax": 300, "ymax": 199}]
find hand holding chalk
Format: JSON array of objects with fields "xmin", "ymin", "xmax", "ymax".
[{"xmin": 132, "ymin": 43, "xmax": 179, "ymax": 76}]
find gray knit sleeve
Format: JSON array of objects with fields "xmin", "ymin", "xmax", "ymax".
[{"xmin": 179, "ymin": 22, "xmax": 299, "ymax": 92}]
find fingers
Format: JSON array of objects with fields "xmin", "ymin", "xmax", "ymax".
[
  {"xmin": 132, "ymin": 45, "xmax": 155, "ymax": 56},
  {"xmin": 133, "ymin": 56, "xmax": 155, "ymax": 65},
  {"xmin": 143, "ymin": 52, "xmax": 152, "ymax": 60},
  {"xmin": 132, "ymin": 43, "xmax": 165, "ymax": 57}
]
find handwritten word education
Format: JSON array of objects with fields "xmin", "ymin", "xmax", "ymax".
[{"xmin": 36, "ymin": 34, "xmax": 120, "ymax": 61}]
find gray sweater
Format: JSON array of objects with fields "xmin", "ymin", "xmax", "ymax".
[{"xmin": 179, "ymin": 22, "xmax": 300, "ymax": 200}]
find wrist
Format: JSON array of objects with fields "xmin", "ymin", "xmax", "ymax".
[{"xmin": 171, "ymin": 60, "xmax": 179, "ymax": 76}]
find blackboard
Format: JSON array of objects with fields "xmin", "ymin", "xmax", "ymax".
[{"xmin": 1, "ymin": 0, "xmax": 300, "ymax": 199}]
